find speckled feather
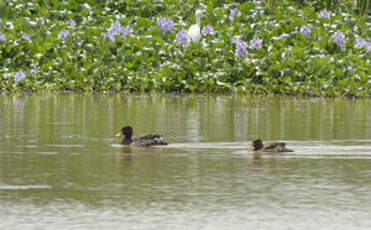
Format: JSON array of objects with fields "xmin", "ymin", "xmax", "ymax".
[{"xmin": 130, "ymin": 134, "xmax": 167, "ymax": 146}]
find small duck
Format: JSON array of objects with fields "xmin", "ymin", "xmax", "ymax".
[
  {"xmin": 116, "ymin": 125, "xmax": 167, "ymax": 147},
  {"xmin": 251, "ymin": 139, "xmax": 294, "ymax": 152}
]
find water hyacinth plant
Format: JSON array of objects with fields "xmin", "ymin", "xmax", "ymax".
[
  {"xmin": 156, "ymin": 17, "xmax": 174, "ymax": 34},
  {"xmin": 176, "ymin": 29, "xmax": 189, "ymax": 47},
  {"xmin": 201, "ymin": 25, "xmax": 213, "ymax": 36},
  {"xmin": 318, "ymin": 10, "xmax": 330, "ymax": 19},
  {"xmin": 334, "ymin": 31, "xmax": 346, "ymax": 50},
  {"xmin": 0, "ymin": 32, "xmax": 6, "ymax": 42},
  {"xmin": 105, "ymin": 20, "xmax": 133, "ymax": 42},
  {"xmin": 300, "ymin": 25, "xmax": 311, "ymax": 38},
  {"xmin": 22, "ymin": 33, "xmax": 30, "ymax": 41},
  {"xmin": 0, "ymin": 0, "xmax": 369, "ymax": 97},
  {"xmin": 355, "ymin": 38, "xmax": 367, "ymax": 48},
  {"xmin": 250, "ymin": 37, "xmax": 262, "ymax": 49},
  {"xmin": 67, "ymin": 19, "xmax": 76, "ymax": 28},
  {"xmin": 232, "ymin": 37, "xmax": 247, "ymax": 58},
  {"xmin": 230, "ymin": 8, "xmax": 241, "ymax": 20},
  {"xmin": 58, "ymin": 29, "xmax": 69, "ymax": 40},
  {"xmin": 14, "ymin": 71, "xmax": 25, "ymax": 83}
]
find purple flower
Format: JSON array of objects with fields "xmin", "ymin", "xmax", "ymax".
[
  {"xmin": 0, "ymin": 32, "xmax": 6, "ymax": 42},
  {"xmin": 355, "ymin": 38, "xmax": 367, "ymax": 48},
  {"xmin": 334, "ymin": 31, "xmax": 345, "ymax": 50},
  {"xmin": 31, "ymin": 67, "xmax": 39, "ymax": 73},
  {"xmin": 318, "ymin": 10, "xmax": 330, "ymax": 19},
  {"xmin": 22, "ymin": 33, "xmax": 30, "ymax": 41},
  {"xmin": 120, "ymin": 26, "xmax": 133, "ymax": 39},
  {"xmin": 232, "ymin": 37, "xmax": 247, "ymax": 58},
  {"xmin": 231, "ymin": 36, "xmax": 239, "ymax": 43},
  {"xmin": 40, "ymin": 19, "xmax": 46, "ymax": 25},
  {"xmin": 105, "ymin": 21, "xmax": 133, "ymax": 42},
  {"xmin": 230, "ymin": 8, "xmax": 241, "ymax": 20},
  {"xmin": 14, "ymin": 71, "xmax": 25, "ymax": 83},
  {"xmin": 105, "ymin": 29, "xmax": 116, "ymax": 41},
  {"xmin": 367, "ymin": 42, "xmax": 371, "ymax": 52},
  {"xmin": 176, "ymin": 29, "xmax": 189, "ymax": 47},
  {"xmin": 156, "ymin": 17, "xmax": 174, "ymax": 34},
  {"xmin": 250, "ymin": 37, "xmax": 262, "ymax": 49},
  {"xmin": 201, "ymin": 25, "xmax": 213, "ymax": 36},
  {"xmin": 67, "ymin": 19, "xmax": 76, "ymax": 28},
  {"xmin": 58, "ymin": 29, "xmax": 69, "ymax": 40},
  {"xmin": 112, "ymin": 20, "xmax": 121, "ymax": 34},
  {"xmin": 300, "ymin": 25, "xmax": 311, "ymax": 38}
]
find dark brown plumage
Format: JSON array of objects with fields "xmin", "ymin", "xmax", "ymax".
[
  {"xmin": 251, "ymin": 139, "xmax": 294, "ymax": 152},
  {"xmin": 116, "ymin": 125, "xmax": 167, "ymax": 147}
]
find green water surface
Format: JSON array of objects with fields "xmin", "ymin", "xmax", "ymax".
[{"xmin": 0, "ymin": 94, "xmax": 371, "ymax": 230}]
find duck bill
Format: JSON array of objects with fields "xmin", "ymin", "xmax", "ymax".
[{"xmin": 116, "ymin": 131, "xmax": 123, "ymax": 137}]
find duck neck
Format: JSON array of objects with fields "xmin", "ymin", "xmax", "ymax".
[
  {"xmin": 122, "ymin": 135, "xmax": 132, "ymax": 145},
  {"xmin": 254, "ymin": 143, "xmax": 263, "ymax": 151}
]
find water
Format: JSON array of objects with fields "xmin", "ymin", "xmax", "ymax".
[{"xmin": 1, "ymin": 94, "xmax": 371, "ymax": 229}]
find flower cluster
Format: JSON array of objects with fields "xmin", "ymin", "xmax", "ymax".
[
  {"xmin": 355, "ymin": 38, "xmax": 367, "ymax": 48},
  {"xmin": 58, "ymin": 29, "xmax": 70, "ymax": 40},
  {"xmin": 156, "ymin": 17, "xmax": 174, "ymax": 34},
  {"xmin": 14, "ymin": 70, "xmax": 25, "ymax": 83},
  {"xmin": 300, "ymin": 25, "xmax": 311, "ymax": 38},
  {"xmin": 67, "ymin": 19, "xmax": 76, "ymax": 28},
  {"xmin": 355, "ymin": 38, "xmax": 371, "ymax": 51},
  {"xmin": 202, "ymin": 25, "xmax": 213, "ymax": 36},
  {"xmin": 105, "ymin": 20, "xmax": 133, "ymax": 42},
  {"xmin": 230, "ymin": 8, "xmax": 241, "ymax": 20},
  {"xmin": 22, "ymin": 33, "xmax": 30, "ymax": 41},
  {"xmin": 318, "ymin": 10, "xmax": 330, "ymax": 19},
  {"xmin": 334, "ymin": 31, "xmax": 345, "ymax": 50},
  {"xmin": 250, "ymin": 37, "xmax": 262, "ymax": 49},
  {"xmin": 176, "ymin": 29, "xmax": 189, "ymax": 47},
  {"xmin": 232, "ymin": 37, "xmax": 247, "ymax": 58},
  {"xmin": 0, "ymin": 32, "xmax": 6, "ymax": 42}
]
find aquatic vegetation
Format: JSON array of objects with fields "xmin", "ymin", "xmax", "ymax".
[
  {"xmin": 105, "ymin": 20, "xmax": 133, "ymax": 42},
  {"xmin": 0, "ymin": 32, "xmax": 6, "ymax": 42},
  {"xmin": 58, "ymin": 29, "xmax": 70, "ymax": 40},
  {"xmin": 233, "ymin": 38, "xmax": 248, "ymax": 58},
  {"xmin": 14, "ymin": 71, "xmax": 25, "ymax": 83},
  {"xmin": 0, "ymin": 0, "xmax": 369, "ymax": 97},
  {"xmin": 201, "ymin": 25, "xmax": 213, "ymax": 36},
  {"xmin": 230, "ymin": 8, "xmax": 241, "ymax": 20},
  {"xmin": 176, "ymin": 29, "xmax": 189, "ymax": 47},
  {"xmin": 318, "ymin": 10, "xmax": 330, "ymax": 19},
  {"xmin": 300, "ymin": 25, "xmax": 311, "ymax": 39},
  {"xmin": 250, "ymin": 38, "xmax": 262, "ymax": 49},
  {"xmin": 22, "ymin": 33, "xmax": 30, "ymax": 41},
  {"xmin": 334, "ymin": 31, "xmax": 346, "ymax": 51},
  {"xmin": 157, "ymin": 17, "xmax": 174, "ymax": 34},
  {"xmin": 67, "ymin": 19, "xmax": 76, "ymax": 28},
  {"xmin": 355, "ymin": 38, "xmax": 367, "ymax": 49}
]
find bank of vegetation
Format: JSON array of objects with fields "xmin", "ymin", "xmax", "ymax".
[{"xmin": 0, "ymin": 0, "xmax": 370, "ymax": 96}]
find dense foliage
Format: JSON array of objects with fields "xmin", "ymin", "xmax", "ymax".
[{"xmin": 0, "ymin": 0, "xmax": 370, "ymax": 96}]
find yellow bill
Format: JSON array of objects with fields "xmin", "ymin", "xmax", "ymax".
[{"xmin": 116, "ymin": 131, "xmax": 123, "ymax": 137}]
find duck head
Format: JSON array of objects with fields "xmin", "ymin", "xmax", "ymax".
[
  {"xmin": 251, "ymin": 139, "xmax": 264, "ymax": 151},
  {"xmin": 116, "ymin": 125, "xmax": 133, "ymax": 139}
]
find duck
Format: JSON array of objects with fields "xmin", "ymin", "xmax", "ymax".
[
  {"xmin": 187, "ymin": 9, "xmax": 206, "ymax": 43},
  {"xmin": 116, "ymin": 125, "xmax": 167, "ymax": 147},
  {"xmin": 251, "ymin": 139, "xmax": 294, "ymax": 152}
]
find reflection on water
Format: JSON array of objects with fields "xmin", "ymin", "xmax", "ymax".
[{"xmin": 0, "ymin": 94, "xmax": 371, "ymax": 229}]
